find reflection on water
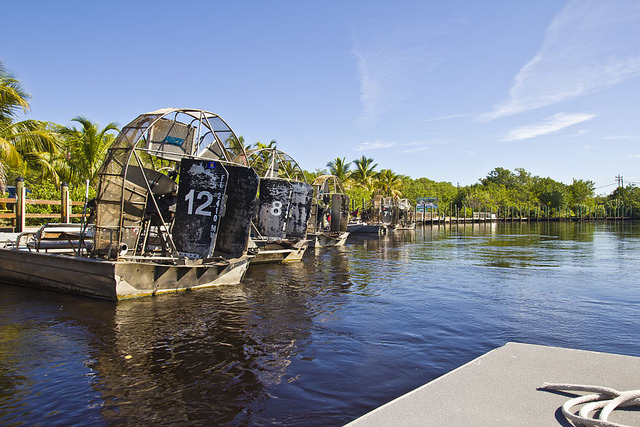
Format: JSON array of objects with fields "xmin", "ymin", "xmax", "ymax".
[{"xmin": 2, "ymin": 221, "xmax": 640, "ymax": 426}]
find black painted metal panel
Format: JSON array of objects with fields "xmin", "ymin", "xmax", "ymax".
[
  {"xmin": 173, "ymin": 159, "xmax": 228, "ymax": 259},
  {"xmin": 255, "ymin": 179, "xmax": 293, "ymax": 239},
  {"xmin": 285, "ymin": 181, "xmax": 314, "ymax": 239},
  {"xmin": 214, "ymin": 165, "xmax": 259, "ymax": 258},
  {"xmin": 331, "ymin": 194, "xmax": 350, "ymax": 232}
]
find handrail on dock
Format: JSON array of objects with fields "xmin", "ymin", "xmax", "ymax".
[{"xmin": 1, "ymin": 179, "xmax": 85, "ymax": 232}]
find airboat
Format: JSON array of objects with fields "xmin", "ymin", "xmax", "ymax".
[
  {"xmin": 0, "ymin": 108, "xmax": 259, "ymax": 300},
  {"xmin": 307, "ymin": 175, "xmax": 350, "ymax": 247},
  {"xmin": 351, "ymin": 195, "xmax": 415, "ymax": 233},
  {"xmin": 244, "ymin": 148, "xmax": 314, "ymax": 263},
  {"xmin": 393, "ymin": 198, "xmax": 417, "ymax": 230}
]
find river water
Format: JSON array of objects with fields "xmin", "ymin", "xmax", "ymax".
[{"xmin": 1, "ymin": 221, "xmax": 640, "ymax": 426}]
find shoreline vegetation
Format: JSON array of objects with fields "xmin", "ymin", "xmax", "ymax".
[{"xmin": 2, "ymin": 60, "xmax": 638, "ymax": 223}]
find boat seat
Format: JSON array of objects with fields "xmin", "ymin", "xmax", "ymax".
[
  {"xmin": 24, "ymin": 223, "xmax": 93, "ymax": 253},
  {"xmin": 125, "ymin": 165, "xmax": 178, "ymax": 196},
  {"xmin": 28, "ymin": 239, "xmax": 80, "ymax": 250}
]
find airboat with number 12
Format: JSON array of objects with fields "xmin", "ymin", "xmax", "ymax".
[{"xmin": 0, "ymin": 108, "xmax": 259, "ymax": 300}]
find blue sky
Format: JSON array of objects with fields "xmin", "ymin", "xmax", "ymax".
[{"xmin": 3, "ymin": 0, "xmax": 640, "ymax": 193}]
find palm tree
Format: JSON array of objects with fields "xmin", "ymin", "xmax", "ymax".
[
  {"xmin": 226, "ymin": 134, "xmax": 248, "ymax": 163},
  {"xmin": 252, "ymin": 139, "xmax": 277, "ymax": 151},
  {"xmin": 1, "ymin": 120, "xmax": 60, "ymax": 184},
  {"xmin": 246, "ymin": 140, "xmax": 277, "ymax": 175},
  {"xmin": 0, "ymin": 62, "xmax": 30, "ymax": 123},
  {"xmin": 351, "ymin": 155, "xmax": 378, "ymax": 190},
  {"xmin": 326, "ymin": 157, "xmax": 351, "ymax": 185},
  {"xmin": 375, "ymin": 169, "xmax": 402, "ymax": 197},
  {"xmin": 1, "ymin": 62, "xmax": 60, "ymax": 189},
  {"xmin": 58, "ymin": 117, "xmax": 119, "ymax": 186}
]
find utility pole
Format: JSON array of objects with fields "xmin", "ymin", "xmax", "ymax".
[{"xmin": 615, "ymin": 174, "xmax": 624, "ymax": 220}]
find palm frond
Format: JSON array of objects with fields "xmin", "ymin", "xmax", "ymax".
[{"xmin": 0, "ymin": 62, "xmax": 31, "ymax": 121}]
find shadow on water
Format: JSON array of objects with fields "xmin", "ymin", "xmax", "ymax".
[
  {"xmin": 0, "ymin": 249, "xmax": 359, "ymax": 426},
  {"xmin": 2, "ymin": 221, "xmax": 640, "ymax": 425}
]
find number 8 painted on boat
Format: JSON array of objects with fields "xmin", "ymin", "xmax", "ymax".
[{"xmin": 271, "ymin": 201, "xmax": 283, "ymax": 216}]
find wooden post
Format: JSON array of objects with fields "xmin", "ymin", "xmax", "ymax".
[
  {"xmin": 15, "ymin": 177, "xmax": 25, "ymax": 233},
  {"xmin": 60, "ymin": 182, "xmax": 70, "ymax": 223}
]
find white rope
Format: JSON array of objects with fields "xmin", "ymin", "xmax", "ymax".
[{"xmin": 541, "ymin": 383, "xmax": 640, "ymax": 427}]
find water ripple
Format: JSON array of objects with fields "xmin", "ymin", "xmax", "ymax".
[{"xmin": 2, "ymin": 222, "xmax": 640, "ymax": 425}]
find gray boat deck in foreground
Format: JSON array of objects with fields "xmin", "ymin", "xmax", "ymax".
[{"xmin": 346, "ymin": 342, "xmax": 640, "ymax": 426}]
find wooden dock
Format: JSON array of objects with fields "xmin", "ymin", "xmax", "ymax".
[
  {"xmin": 0, "ymin": 181, "xmax": 85, "ymax": 233},
  {"xmin": 415, "ymin": 215, "xmax": 632, "ymax": 226}
]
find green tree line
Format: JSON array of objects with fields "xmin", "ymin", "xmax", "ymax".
[
  {"xmin": 318, "ymin": 159, "xmax": 636, "ymax": 219},
  {"xmin": 1, "ymin": 60, "xmax": 637, "ymax": 219}
]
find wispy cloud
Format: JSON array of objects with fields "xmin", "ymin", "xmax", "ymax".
[
  {"xmin": 399, "ymin": 140, "xmax": 443, "ymax": 153},
  {"xmin": 353, "ymin": 30, "xmax": 441, "ymax": 124},
  {"xmin": 605, "ymin": 134, "xmax": 640, "ymax": 141},
  {"xmin": 483, "ymin": 0, "xmax": 640, "ymax": 120},
  {"xmin": 356, "ymin": 140, "xmax": 397, "ymax": 151},
  {"xmin": 503, "ymin": 112, "xmax": 596, "ymax": 141},
  {"xmin": 356, "ymin": 139, "xmax": 440, "ymax": 153},
  {"xmin": 401, "ymin": 146, "xmax": 430, "ymax": 154},
  {"xmin": 424, "ymin": 113, "xmax": 468, "ymax": 122},
  {"xmin": 400, "ymin": 142, "xmax": 433, "ymax": 154},
  {"xmin": 353, "ymin": 50, "xmax": 383, "ymax": 124}
]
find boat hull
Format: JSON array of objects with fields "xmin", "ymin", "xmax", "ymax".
[
  {"xmin": 393, "ymin": 222, "xmax": 416, "ymax": 231},
  {"xmin": 307, "ymin": 231, "xmax": 349, "ymax": 247},
  {"xmin": 250, "ymin": 239, "xmax": 309, "ymax": 264},
  {"xmin": 347, "ymin": 222, "xmax": 387, "ymax": 234},
  {"xmin": 0, "ymin": 248, "xmax": 251, "ymax": 301}
]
